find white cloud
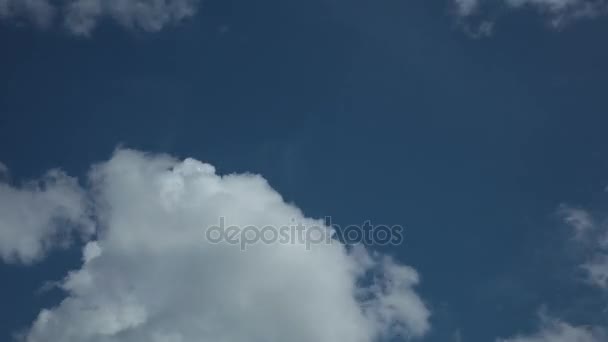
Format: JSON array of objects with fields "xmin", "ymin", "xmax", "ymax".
[
  {"xmin": 64, "ymin": 0, "xmax": 199, "ymax": 36},
  {"xmin": 499, "ymin": 202, "xmax": 608, "ymax": 342},
  {"xmin": 461, "ymin": 20, "xmax": 495, "ymax": 38},
  {"xmin": 558, "ymin": 205, "xmax": 608, "ymax": 288},
  {"xmin": 558, "ymin": 204, "xmax": 596, "ymax": 240},
  {"xmin": 582, "ymin": 255, "xmax": 608, "ymax": 289},
  {"xmin": 454, "ymin": 0, "xmax": 481, "ymax": 16},
  {"xmin": 506, "ymin": 0, "xmax": 608, "ymax": 26},
  {"xmin": 21, "ymin": 149, "xmax": 430, "ymax": 342},
  {"xmin": 0, "ymin": 0, "xmax": 199, "ymax": 35},
  {"xmin": 453, "ymin": 0, "xmax": 608, "ymax": 34},
  {"xmin": 497, "ymin": 316, "xmax": 605, "ymax": 342},
  {"xmin": 0, "ymin": 0, "xmax": 54, "ymax": 27},
  {"xmin": 0, "ymin": 167, "xmax": 93, "ymax": 264}
]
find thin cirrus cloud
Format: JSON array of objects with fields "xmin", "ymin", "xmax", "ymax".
[
  {"xmin": 0, "ymin": 0, "xmax": 199, "ymax": 35},
  {"xmin": 2, "ymin": 149, "xmax": 430, "ymax": 342},
  {"xmin": 497, "ymin": 203, "xmax": 608, "ymax": 342}
]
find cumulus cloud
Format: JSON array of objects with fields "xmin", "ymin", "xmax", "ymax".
[
  {"xmin": 497, "ymin": 316, "xmax": 605, "ymax": 342},
  {"xmin": 0, "ymin": 166, "xmax": 93, "ymax": 264},
  {"xmin": 20, "ymin": 149, "xmax": 430, "ymax": 342},
  {"xmin": 0, "ymin": 0, "xmax": 199, "ymax": 35}
]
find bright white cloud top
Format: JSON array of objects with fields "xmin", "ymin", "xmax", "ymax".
[{"xmin": 5, "ymin": 149, "xmax": 430, "ymax": 342}]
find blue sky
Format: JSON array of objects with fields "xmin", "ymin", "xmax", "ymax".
[{"xmin": 2, "ymin": 1, "xmax": 608, "ymax": 342}]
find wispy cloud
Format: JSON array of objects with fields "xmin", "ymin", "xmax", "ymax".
[
  {"xmin": 0, "ymin": 0, "xmax": 199, "ymax": 35},
  {"xmin": 64, "ymin": 0, "xmax": 199, "ymax": 36},
  {"xmin": 0, "ymin": 0, "xmax": 54, "ymax": 28},
  {"xmin": 558, "ymin": 204, "xmax": 596, "ymax": 240},
  {"xmin": 498, "ymin": 314, "xmax": 605, "ymax": 342},
  {"xmin": 558, "ymin": 204, "xmax": 608, "ymax": 288},
  {"xmin": 452, "ymin": 0, "xmax": 608, "ymax": 36},
  {"xmin": 498, "ymin": 200, "xmax": 608, "ymax": 341}
]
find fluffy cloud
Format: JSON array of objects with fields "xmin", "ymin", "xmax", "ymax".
[
  {"xmin": 497, "ymin": 316, "xmax": 605, "ymax": 342},
  {"xmin": 0, "ymin": 166, "xmax": 93, "ymax": 264},
  {"xmin": 0, "ymin": 0, "xmax": 199, "ymax": 35},
  {"xmin": 20, "ymin": 149, "xmax": 430, "ymax": 342}
]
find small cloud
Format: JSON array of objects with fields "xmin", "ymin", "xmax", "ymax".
[
  {"xmin": 64, "ymin": 0, "xmax": 200, "ymax": 36},
  {"xmin": 556, "ymin": 204, "xmax": 608, "ymax": 288},
  {"xmin": 582, "ymin": 255, "xmax": 608, "ymax": 289},
  {"xmin": 497, "ymin": 315, "xmax": 605, "ymax": 342},
  {"xmin": 499, "ymin": 196, "xmax": 608, "ymax": 342},
  {"xmin": 0, "ymin": 0, "xmax": 200, "ymax": 36},
  {"xmin": 557, "ymin": 204, "xmax": 596, "ymax": 239},
  {"xmin": 454, "ymin": 0, "xmax": 480, "ymax": 16},
  {"xmin": 0, "ymin": 167, "xmax": 93, "ymax": 264},
  {"xmin": 462, "ymin": 20, "xmax": 494, "ymax": 38},
  {"xmin": 452, "ymin": 0, "xmax": 608, "ymax": 36}
]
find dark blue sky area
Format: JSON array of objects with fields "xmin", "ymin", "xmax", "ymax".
[{"xmin": 2, "ymin": 0, "xmax": 608, "ymax": 341}]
